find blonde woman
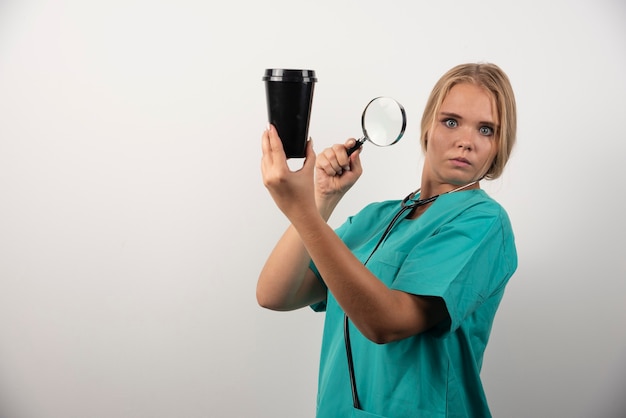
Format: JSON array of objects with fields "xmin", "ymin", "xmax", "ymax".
[{"xmin": 258, "ymin": 62, "xmax": 518, "ymax": 418}]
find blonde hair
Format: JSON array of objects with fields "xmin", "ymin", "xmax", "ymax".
[{"xmin": 420, "ymin": 63, "xmax": 517, "ymax": 180}]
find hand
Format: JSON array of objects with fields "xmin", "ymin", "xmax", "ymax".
[
  {"xmin": 261, "ymin": 125, "xmax": 318, "ymax": 220},
  {"xmin": 315, "ymin": 138, "xmax": 363, "ymax": 204}
]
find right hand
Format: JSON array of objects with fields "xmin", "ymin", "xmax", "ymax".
[{"xmin": 315, "ymin": 138, "xmax": 363, "ymax": 203}]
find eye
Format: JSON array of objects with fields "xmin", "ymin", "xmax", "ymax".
[
  {"xmin": 479, "ymin": 126, "xmax": 494, "ymax": 136},
  {"xmin": 443, "ymin": 118, "xmax": 458, "ymax": 128}
]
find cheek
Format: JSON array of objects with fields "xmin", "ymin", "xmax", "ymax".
[
  {"xmin": 426, "ymin": 128, "xmax": 446, "ymax": 151},
  {"xmin": 430, "ymin": 134, "xmax": 451, "ymax": 155},
  {"xmin": 488, "ymin": 141, "xmax": 499, "ymax": 160},
  {"xmin": 481, "ymin": 142, "xmax": 498, "ymax": 169}
]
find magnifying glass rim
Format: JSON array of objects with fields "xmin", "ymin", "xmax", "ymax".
[{"xmin": 360, "ymin": 96, "xmax": 407, "ymax": 147}]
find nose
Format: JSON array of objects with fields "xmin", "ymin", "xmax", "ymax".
[
  {"xmin": 454, "ymin": 126, "xmax": 475, "ymax": 151},
  {"xmin": 456, "ymin": 135, "xmax": 473, "ymax": 151}
]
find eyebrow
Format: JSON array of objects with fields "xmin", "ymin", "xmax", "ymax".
[{"xmin": 439, "ymin": 111, "xmax": 497, "ymax": 128}]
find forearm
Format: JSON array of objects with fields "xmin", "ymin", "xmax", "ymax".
[
  {"xmin": 257, "ymin": 224, "xmax": 321, "ymax": 311},
  {"xmin": 256, "ymin": 194, "xmax": 343, "ymax": 311},
  {"xmin": 291, "ymin": 214, "xmax": 397, "ymax": 338}
]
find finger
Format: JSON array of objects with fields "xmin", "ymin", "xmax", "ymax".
[
  {"xmin": 349, "ymin": 143, "xmax": 363, "ymax": 175},
  {"xmin": 261, "ymin": 127, "xmax": 272, "ymax": 162},
  {"xmin": 345, "ymin": 138, "xmax": 357, "ymax": 148},
  {"xmin": 261, "ymin": 128, "xmax": 276, "ymax": 179},
  {"xmin": 338, "ymin": 138, "xmax": 359, "ymax": 170},
  {"xmin": 331, "ymin": 144, "xmax": 351, "ymax": 172},
  {"xmin": 345, "ymin": 138, "xmax": 361, "ymax": 154},
  {"xmin": 267, "ymin": 124, "xmax": 286, "ymax": 157},
  {"xmin": 301, "ymin": 139, "xmax": 317, "ymax": 174},
  {"xmin": 317, "ymin": 146, "xmax": 345, "ymax": 176}
]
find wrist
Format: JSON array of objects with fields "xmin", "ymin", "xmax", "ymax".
[{"xmin": 315, "ymin": 194, "xmax": 342, "ymax": 221}]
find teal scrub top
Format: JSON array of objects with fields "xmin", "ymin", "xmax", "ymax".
[{"xmin": 310, "ymin": 189, "xmax": 517, "ymax": 418}]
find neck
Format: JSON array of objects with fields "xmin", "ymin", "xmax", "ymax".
[{"xmin": 418, "ymin": 179, "xmax": 480, "ymax": 201}]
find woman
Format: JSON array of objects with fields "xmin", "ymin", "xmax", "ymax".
[{"xmin": 258, "ymin": 62, "xmax": 518, "ymax": 417}]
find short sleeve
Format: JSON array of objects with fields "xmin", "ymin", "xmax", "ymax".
[
  {"xmin": 309, "ymin": 260, "xmax": 327, "ymax": 312},
  {"xmin": 392, "ymin": 205, "xmax": 517, "ymax": 334}
]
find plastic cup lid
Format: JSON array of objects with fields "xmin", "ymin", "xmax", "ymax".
[{"xmin": 263, "ymin": 69, "xmax": 317, "ymax": 82}]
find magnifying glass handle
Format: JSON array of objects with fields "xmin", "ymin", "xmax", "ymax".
[{"xmin": 346, "ymin": 137, "xmax": 366, "ymax": 156}]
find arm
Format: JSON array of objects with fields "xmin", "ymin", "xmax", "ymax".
[
  {"xmin": 257, "ymin": 126, "xmax": 360, "ymax": 311},
  {"xmin": 256, "ymin": 224, "xmax": 326, "ymax": 311},
  {"xmin": 259, "ymin": 126, "xmax": 447, "ymax": 342},
  {"xmin": 288, "ymin": 209, "xmax": 448, "ymax": 343}
]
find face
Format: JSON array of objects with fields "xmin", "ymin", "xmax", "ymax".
[{"xmin": 423, "ymin": 83, "xmax": 499, "ymax": 190}]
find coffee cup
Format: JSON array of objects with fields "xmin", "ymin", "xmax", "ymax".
[{"xmin": 263, "ymin": 69, "xmax": 317, "ymax": 158}]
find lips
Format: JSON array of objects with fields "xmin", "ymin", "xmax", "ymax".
[{"xmin": 451, "ymin": 157, "xmax": 471, "ymax": 165}]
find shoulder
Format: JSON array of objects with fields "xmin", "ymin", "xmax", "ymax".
[
  {"xmin": 432, "ymin": 190, "xmax": 516, "ymax": 254},
  {"xmin": 442, "ymin": 189, "xmax": 502, "ymax": 210},
  {"xmin": 439, "ymin": 189, "xmax": 511, "ymax": 225}
]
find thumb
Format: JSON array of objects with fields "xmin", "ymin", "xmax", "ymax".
[
  {"xmin": 349, "ymin": 145, "xmax": 363, "ymax": 173},
  {"xmin": 301, "ymin": 138, "xmax": 316, "ymax": 172}
]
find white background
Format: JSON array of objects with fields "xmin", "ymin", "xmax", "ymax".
[{"xmin": 0, "ymin": 1, "xmax": 625, "ymax": 417}]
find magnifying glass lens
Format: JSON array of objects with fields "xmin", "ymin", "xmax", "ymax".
[
  {"xmin": 362, "ymin": 97, "xmax": 405, "ymax": 146},
  {"xmin": 347, "ymin": 97, "xmax": 407, "ymax": 156}
]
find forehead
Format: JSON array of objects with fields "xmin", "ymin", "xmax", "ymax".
[{"xmin": 441, "ymin": 83, "xmax": 498, "ymax": 122}]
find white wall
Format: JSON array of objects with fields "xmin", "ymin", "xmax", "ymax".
[{"xmin": 0, "ymin": 1, "xmax": 624, "ymax": 417}]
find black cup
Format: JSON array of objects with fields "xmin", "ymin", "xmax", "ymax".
[{"xmin": 263, "ymin": 69, "xmax": 317, "ymax": 158}]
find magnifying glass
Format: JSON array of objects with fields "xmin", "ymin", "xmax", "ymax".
[{"xmin": 347, "ymin": 96, "xmax": 407, "ymax": 156}]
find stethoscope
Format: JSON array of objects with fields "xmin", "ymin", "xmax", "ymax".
[{"xmin": 344, "ymin": 179, "xmax": 480, "ymax": 410}]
